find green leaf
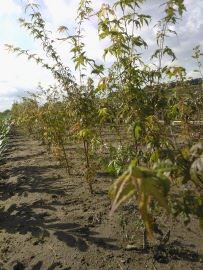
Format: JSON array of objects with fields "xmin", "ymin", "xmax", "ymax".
[
  {"xmin": 153, "ymin": 162, "xmax": 177, "ymax": 172},
  {"xmin": 145, "ymin": 178, "xmax": 170, "ymax": 212},
  {"xmin": 99, "ymin": 108, "xmax": 108, "ymax": 117},
  {"xmin": 110, "ymin": 161, "xmax": 172, "ymax": 237},
  {"xmin": 78, "ymin": 129, "xmax": 92, "ymax": 140},
  {"xmin": 57, "ymin": 25, "xmax": 69, "ymax": 33},
  {"xmin": 91, "ymin": 64, "xmax": 104, "ymax": 75},
  {"xmin": 98, "ymin": 8, "xmax": 105, "ymax": 19},
  {"xmin": 133, "ymin": 125, "xmax": 141, "ymax": 140},
  {"xmin": 131, "ymin": 170, "xmax": 170, "ymax": 237}
]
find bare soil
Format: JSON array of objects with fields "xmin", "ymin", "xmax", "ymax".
[{"xmin": 0, "ymin": 127, "xmax": 203, "ymax": 270}]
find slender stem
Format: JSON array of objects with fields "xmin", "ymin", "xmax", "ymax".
[
  {"xmin": 83, "ymin": 139, "xmax": 94, "ymax": 193},
  {"xmin": 143, "ymin": 227, "xmax": 147, "ymax": 250},
  {"xmin": 60, "ymin": 140, "xmax": 71, "ymax": 175}
]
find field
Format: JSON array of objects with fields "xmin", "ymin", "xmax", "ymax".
[
  {"xmin": 0, "ymin": 127, "xmax": 203, "ymax": 270},
  {"xmin": 1, "ymin": 1, "xmax": 203, "ymax": 269}
]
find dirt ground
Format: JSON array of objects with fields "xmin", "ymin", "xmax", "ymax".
[{"xmin": 0, "ymin": 127, "xmax": 203, "ymax": 270}]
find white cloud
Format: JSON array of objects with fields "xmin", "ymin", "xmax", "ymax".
[
  {"xmin": 0, "ymin": 85, "xmax": 18, "ymax": 97},
  {"xmin": 0, "ymin": 41, "xmax": 55, "ymax": 112},
  {"xmin": 42, "ymin": 0, "xmax": 78, "ymax": 28},
  {"xmin": 0, "ymin": 0, "xmax": 22, "ymax": 16},
  {"xmin": 0, "ymin": 84, "xmax": 28, "ymax": 111}
]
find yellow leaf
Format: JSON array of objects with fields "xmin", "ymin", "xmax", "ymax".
[{"xmin": 109, "ymin": 173, "xmax": 137, "ymax": 215}]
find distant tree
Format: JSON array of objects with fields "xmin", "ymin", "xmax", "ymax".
[{"xmin": 0, "ymin": 109, "xmax": 11, "ymax": 119}]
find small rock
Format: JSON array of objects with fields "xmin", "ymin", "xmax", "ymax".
[{"xmin": 13, "ymin": 261, "xmax": 25, "ymax": 270}]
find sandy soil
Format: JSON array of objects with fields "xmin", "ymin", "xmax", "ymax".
[{"xmin": 0, "ymin": 127, "xmax": 203, "ymax": 270}]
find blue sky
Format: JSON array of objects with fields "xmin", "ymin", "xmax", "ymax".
[{"xmin": 0, "ymin": 0, "xmax": 203, "ymax": 112}]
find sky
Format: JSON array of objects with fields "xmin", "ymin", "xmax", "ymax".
[{"xmin": 0, "ymin": 0, "xmax": 203, "ymax": 112}]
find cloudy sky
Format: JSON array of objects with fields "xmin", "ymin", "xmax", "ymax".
[{"xmin": 0, "ymin": 0, "xmax": 203, "ymax": 112}]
